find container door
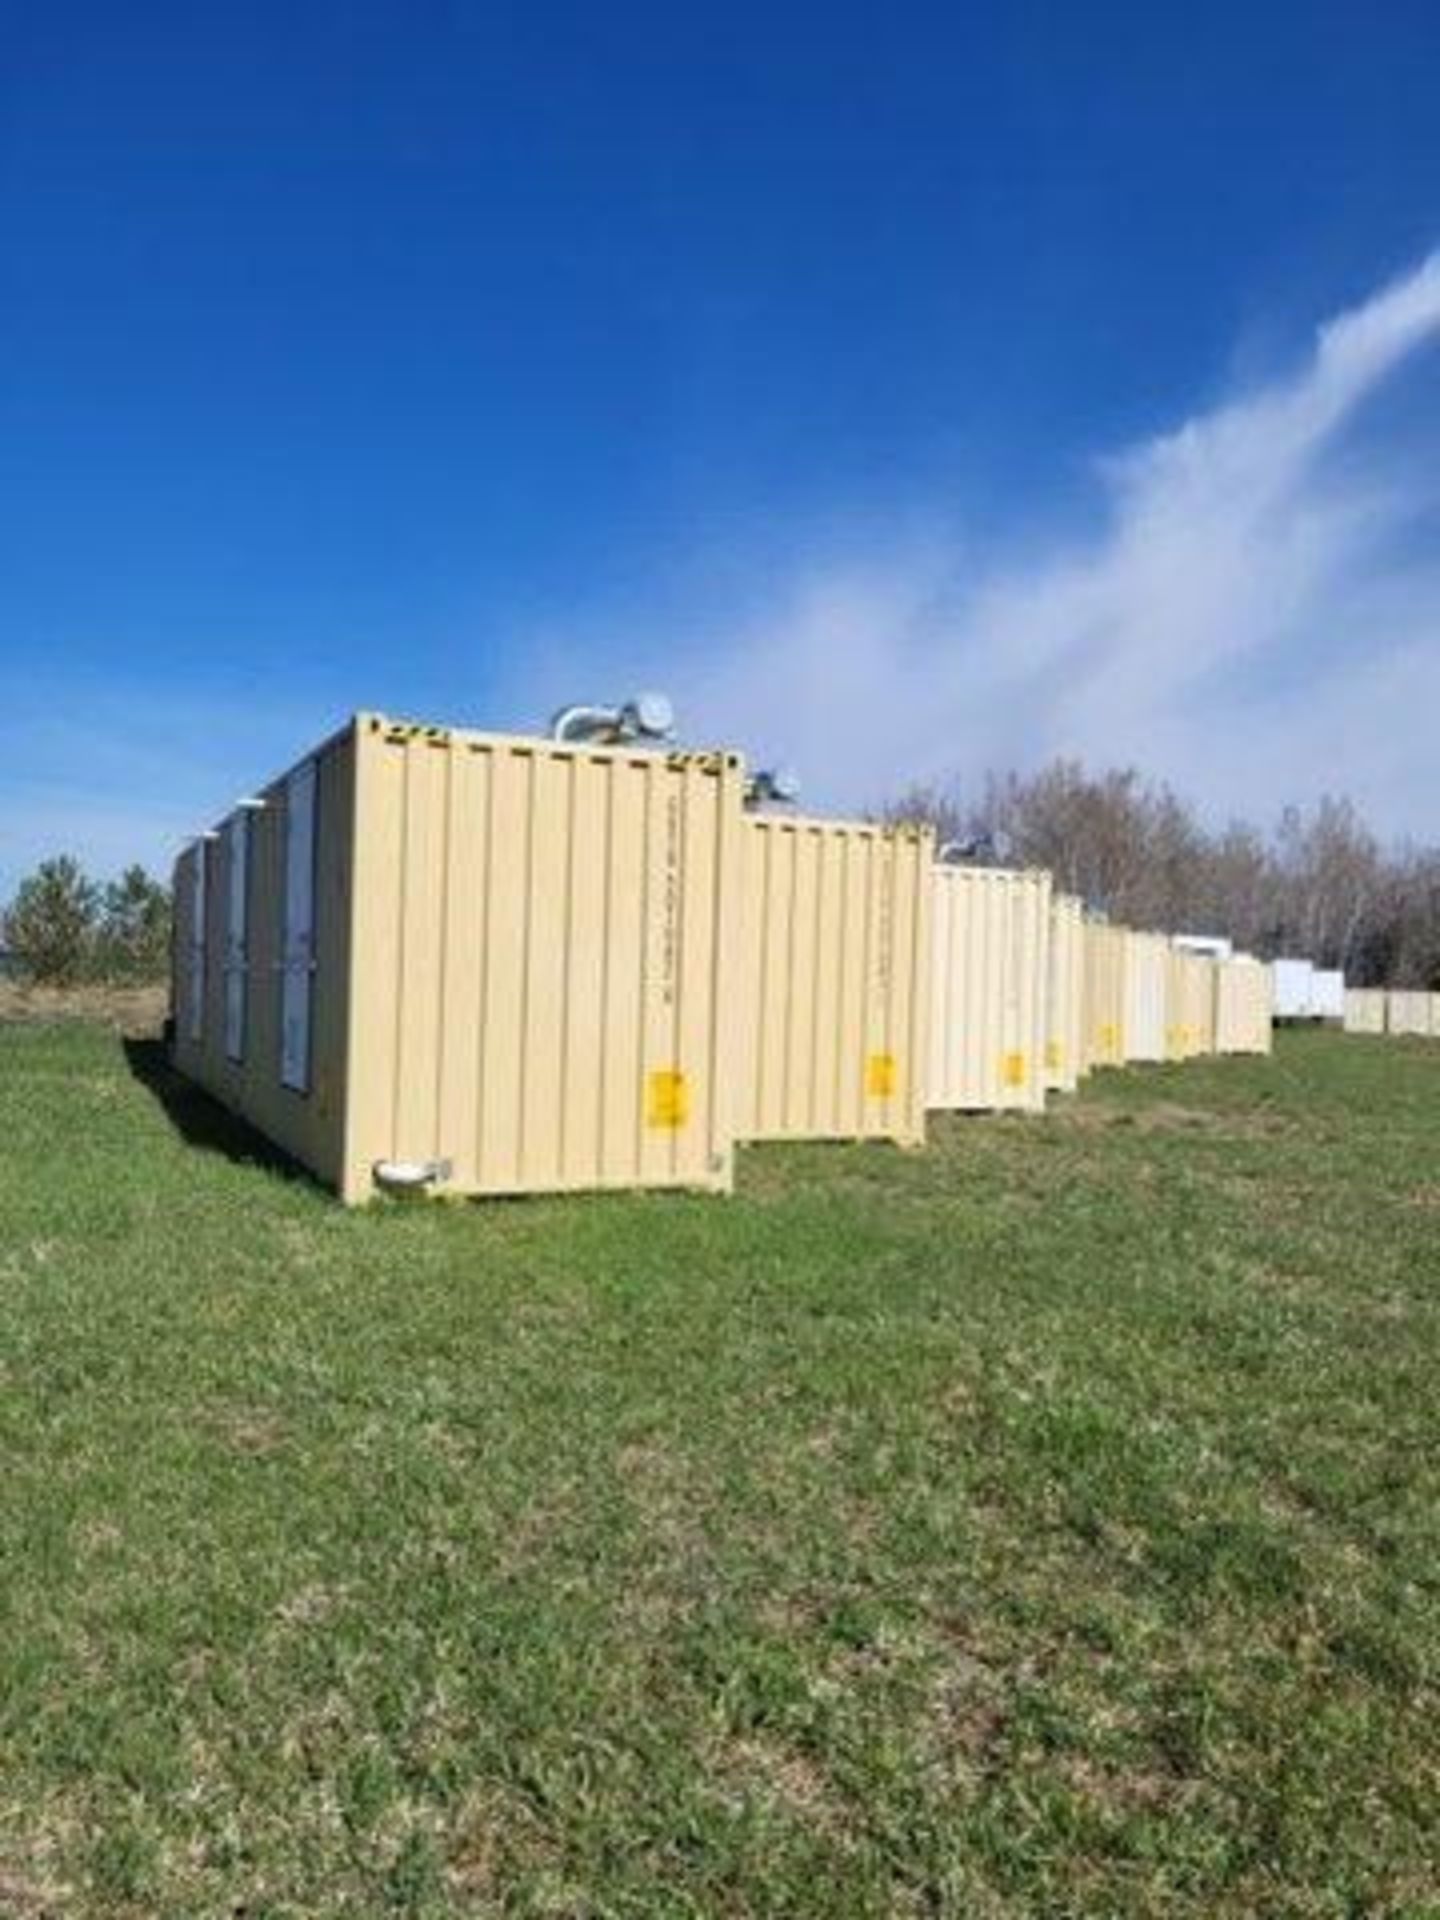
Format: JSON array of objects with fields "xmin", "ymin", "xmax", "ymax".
[
  {"xmin": 224, "ymin": 812, "xmax": 249, "ymax": 1062},
  {"xmin": 281, "ymin": 760, "xmax": 317, "ymax": 1093},
  {"xmin": 187, "ymin": 844, "xmax": 207, "ymax": 1042}
]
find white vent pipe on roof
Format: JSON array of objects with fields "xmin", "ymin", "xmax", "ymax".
[
  {"xmin": 744, "ymin": 767, "xmax": 801, "ymax": 809},
  {"xmin": 549, "ymin": 691, "xmax": 675, "ymax": 746}
]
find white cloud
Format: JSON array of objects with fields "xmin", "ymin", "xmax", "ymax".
[
  {"xmin": 536, "ymin": 250, "xmax": 1440, "ymax": 835},
  {"xmin": 5, "ymin": 253, "xmax": 1439, "ymax": 900}
]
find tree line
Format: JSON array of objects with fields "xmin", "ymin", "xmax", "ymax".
[
  {"xmin": 1, "ymin": 857, "xmax": 172, "ymax": 986},
  {"xmin": 6, "ymin": 764, "xmax": 1437, "ymax": 989},
  {"xmin": 884, "ymin": 760, "xmax": 1440, "ymax": 988}
]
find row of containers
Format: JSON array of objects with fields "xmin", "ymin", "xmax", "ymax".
[
  {"xmin": 1272, "ymin": 957, "xmax": 1440, "ymax": 1038},
  {"xmin": 169, "ymin": 712, "xmax": 1272, "ymax": 1204},
  {"xmin": 1343, "ymin": 988, "xmax": 1440, "ymax": 1038}
]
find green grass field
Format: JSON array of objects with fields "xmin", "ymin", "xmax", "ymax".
[{"xmin": 1, "ymin": 1022, "xmax": 1436, "ymax": 1917}]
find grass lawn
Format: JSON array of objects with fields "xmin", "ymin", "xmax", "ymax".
[{"xmin": 1, "ymin": 1021, "xmax": 1436, "ymax": 1917}]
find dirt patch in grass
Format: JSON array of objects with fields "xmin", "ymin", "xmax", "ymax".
[
  {"xmin": 715, "ymin": 1735, "xmax": 852, "ymax": 1835},
  {"xmin": 204, "ymin": 1404, "xmax": 288, "ymax": 1455},
  {"xmin": 1056, "ymin": 1099, "xmax": 1297, "ymax": 1138},
  {"xmin": 0, "ymin": 982, "xmax": 167, "ymax": 1033},
  {"xmin": 0, "ymin": 1864, "xmax": 65, "ymax": 1917}
]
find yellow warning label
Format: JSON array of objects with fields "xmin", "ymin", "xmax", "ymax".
[
  {"xmin": 1002, "ymin": 1050, "xmax": 1028, "ymax": 1088},
  {"xmin": 1044, "ymin": 1040, "xmax": 1062, "ymax": 1073},
  {"xmin": 647, "ymin": 1069, "xmax": 691, "ymax": 1129},
  {"xmin": 866, "ymin": 1052, "xmax": 898, "ymax": 1098}
]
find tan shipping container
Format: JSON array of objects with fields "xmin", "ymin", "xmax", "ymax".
[
  {"xmin": 1342, "ymin": 988, "xmax": 1386, "ymax": 1036},
  {"xmin": 1165, "ymin": 947, "xmax": 1217, "ymax": 1060},
  {"xmin": 1083, "ymin": 919, "xmax": 1127, "ymax": 1070},
  {"xmin": 733, "ymin": 813, "xmax": 932, "ymax": 1145},
  {"xmin": 1122, "ymin": 930, "xmax": 1169, "ymax": 1063},
  {"xmin": 1044, "ymin": 893, "xmax": 1085, "ymax": 1093},
  {"xmin": 929, "ymin": 865, "xmax": 1053, "ymax": 1113},
  {"xmin": 1386, "ymin": 989, "xmax": 1431, "ymax": 1037},
  {"xmin": 173, "ymin": 713, "xmax": 744, "ymax": 1203},
  {"xmin": 1215, "ymin": 955, "xmax": 1274, "ymax": 1054}
]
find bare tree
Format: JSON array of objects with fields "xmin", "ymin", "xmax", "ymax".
[{"xmin": 882, "ymin": 757, "xmax": 1440, "ymax": 987}]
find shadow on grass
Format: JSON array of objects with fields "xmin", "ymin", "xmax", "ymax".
[{"xmin": 122, "ymin": 1038, "xmax": 318, "ymax": 1190}]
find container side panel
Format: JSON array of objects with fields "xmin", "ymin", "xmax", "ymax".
[
  {"xmin": 810, "ymin": 832, "xmax": 845, "ymax": 1136},
  {"xmin": 674, "ymin": 761, "xmax": 722, "ymax": 1185},
  {"xmin": 558, "ymin": 755, "xmax": 608, "ymax": 1186},
  {"xmin": 223, "ymin": 813, "xmax": 249, "ymax": 1063},
  {"xmin": 637, "ymin": 758, "xmax": 679, "ymax": 1186},
  {"xmin": 436, "ymin": 745, "xmax": 488, "ymax": 1185},
  {"xmin": 735, "ymin": 815, "xmax": 930, "ymax": 1142},
  {"xmin": 478, "ymin": 751, "xmax": 533, "ymax": 1188},
  {"xmin": 518, "ymin": 752, "xmax": 570, "ymax": 1189},
  {"xmin": 783, "ymin": 830, "xmax": 821, "ymax": 1136},
  {"xmin": 392, "ymin": 741, "xmax": 447, "ymax": 1166},
  {"xmin": 342, "ymin": 722, "xmax": 738, "ymax": 1198},
  {"xmin": 171, "ymin": 731, "xmax": 353, "ymax": 1196},
  {"xmin": 837, "ymin": 833, "xmax": 870, "ymax": 1133},
  {"xmin": 280, "ymin": 759, "xmax": 318, "ymax": 1094}
]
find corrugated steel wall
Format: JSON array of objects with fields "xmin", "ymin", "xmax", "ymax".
[
  {"xmin": 171, "ymin": 709, "xmax": 1383, "ymax": 1205},
  {"xmin": 1083, "ymin": 921, "xmax": 1126, "ymax": 1070},
  {"xmin": 1166, "ymin": 948, "xmax": 1216, "ymax": 1060},
  {"xmin": 1044, "ymin": 893, "xmax": 1085, "ymax": 1094},
  {"xmin": 1386, "ymin": 989, "xmax": 1431, "ymax": 1036},
  {"xmin": 1191, "ymin": 954, "xmax": 1218, "ymax": 1055},
  {"xmin": 929, "ymin": 866, "xmax": 1052, "ymax": 1113},
  {"xmin": 733, "ymin": 814, "xmax": 932, "ymax": 1145},
  {"xmin": 170, "ymin": 726, "xmax": 356, "ymax": 1190},
  {"xmin": 1342, "ymin": 988, "xmax": 1386, "ymax": 1035},
  {"xmin": 342, "ymin": 717, "xmax": 744, "ymax": 1201},
  {"xmin": 1122, "ymin": 931, "xmax": 1169, "ymax": 1064},
  {"xmin": 1215, "ymin": 956, "xmax": 1273, "ymax": 1054}
]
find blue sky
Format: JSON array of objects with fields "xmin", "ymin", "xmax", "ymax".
[{"xmin": 3, "ymin": 0, "xmax": 1439, "ymax": 893}]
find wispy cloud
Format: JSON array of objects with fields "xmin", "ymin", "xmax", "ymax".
[
  {"xmin": 4, "ymin": 254, "xmax": 1439, "ymax": 899},
  {"xmin": 535, "ymin": 251, "xmax": 1440, "ymax": 833}
]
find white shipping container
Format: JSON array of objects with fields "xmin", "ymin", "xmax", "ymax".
[
  {"xmin": 1272, "ymin": 958, "xmax": 1316, "ymax": 1021},
  {"xmin": 1311, "ymin": 969, "xmax": 1346, "ymax": 1022},
  {"xmin": 1174, "ymin": 933, "xmax": 1234, "ymax": 960}
]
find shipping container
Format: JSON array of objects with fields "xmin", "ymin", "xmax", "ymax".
[
  {"xmin": 929, "ymin": 865, "xmax": 1052, "ymax": 1113},
  {"xmin": 1215, "ymin": 955, "xmax": 1273, "ymax": 1054},
  {"xmin": 1272, "ymin": 957, "xmax": 1317, "ymax": 1021},
  {"xmin": 1166, "ymin": 946, "xmax": 1217, "ymax": 1059},
  {"xmin": 1173, "ymin": 932, "xmax": 1234, "ymax": 960},
  {"xmin": 1311, "ymin": 968, "xmax": 1346, "ymax": 1023},
  {"xmin": 733, "ymin": 813, "xmax": 932, "ymax": 1145},
  {"xmin": 1121, "ymin": 931, "xmax": 1169, "ymax": 1064},
  {"xmin": 1343, "ymin": 988, "xmax": 1386, "ymax": 1035},
  {"xmin": 1386, "ymin": 989, "xmax": 1432, "ymax": 1037},
  {"xmin": 1082, "ymin": 919, "xmax": 1127, "ymax": 1070},
  {"xmin": 172, "ymin": 714, "xmax": 745, "ymax": 1203},
  {"xmin": 1044, "ymin": 893, "xmax": 1085, "ymax": 1093}
]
